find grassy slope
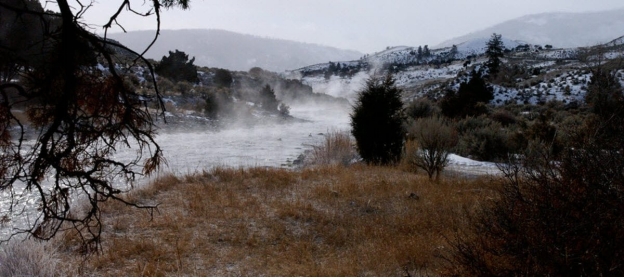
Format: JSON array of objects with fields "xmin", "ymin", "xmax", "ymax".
[{"xmin": 58, "ymin": 164, "xmax": 499, "ymax": 276}]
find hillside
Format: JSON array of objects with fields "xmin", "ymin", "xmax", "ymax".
[
  {"xmin": 107, "ymin": 29, "xmax": 362, "ymax": 72},
  {"xmin": 286, "ymin": 35, "xmax": 624, "ymax": 106},
  {"xmin": 436, "ymin": 9, "xmax": 624, "ymax": 49}
]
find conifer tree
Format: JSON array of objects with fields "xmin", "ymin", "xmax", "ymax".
[
  {"xmin": 259, "ymin": 84, "xmax": 279, "ymax": 111},
  {"xmin": 351, "ymin": 74, "xmax": 405, "ymax": 165},
  {"xmin": 449, "ymin": 44, "xmax": 458, "ymax": 60},
  {"xmin": 156, "ymin": 49, "xmax": 199, "ymax": 83},
  {"xmin": 486, "ymin": 33, "xmax": 505, "ymax": 77},
  {"xmin": 440, "ymin": 70, "xmax": 493, "ymax": 118},
  {"xmin": 585, "ymin": 67, "xmax": 624, "ymax": 145}
]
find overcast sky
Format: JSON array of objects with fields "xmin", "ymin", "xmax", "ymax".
[{"xmin": 63, "ymin": 0, "xmax": 624, "ymax": 53}]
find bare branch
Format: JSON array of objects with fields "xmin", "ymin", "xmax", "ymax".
[{"xmin": 0, "ymin": 0, "xmax": 190, "ymax": 250}]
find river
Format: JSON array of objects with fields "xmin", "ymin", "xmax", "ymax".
[
  {"xmin": 0, "ymin": 104, "xmax": 352, "ymax": 240},
  {"xmin": 151, "ymin": 104, "xmax": 352, "ymax": 173}
]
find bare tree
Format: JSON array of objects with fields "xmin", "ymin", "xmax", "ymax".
[
  {"xmin": 0, "ymin": 0, "xmax": 190, "ymax": 251},
  {"xmin": 407, "ymin": 117, "xmax": 458, "ymax": 180}
]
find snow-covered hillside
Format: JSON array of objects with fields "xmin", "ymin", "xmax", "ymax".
[
  {"xmin": 289, "ymin": 36, "xmax": 524, "ymax": 77},
  {"xmin": 455, "ymin": 37, "xmax": 523, "ymax": 58},
  {"xmin": 436, "ymin": 9, "xmax": 624, "ymax": 49},
  {"xmin": 286, "ymin": 35, "xmax": 624, "ymax": 107}
]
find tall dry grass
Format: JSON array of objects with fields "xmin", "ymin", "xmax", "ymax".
[
  {"xmin": 400, "ymin": 139, "xmax": 420, "ymax": 173},
  {"xmin": 56, "ymin": 165, "xmax": 499, "ymax": 276},
  {"xmin": 308, "ymin": 130, "xmax": 358, "ymax": 166},
  {"xmin": 0, "ymin": 238, "xmax": 66, "ymax": 276}
]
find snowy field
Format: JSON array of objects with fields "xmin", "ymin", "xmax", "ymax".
[{"xmin": 446, "ymin": 154, "xmax": 501, "ymax": 177}]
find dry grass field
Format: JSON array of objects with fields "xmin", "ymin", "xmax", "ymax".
[{"xmin": 53, "ymin": 164, "xmax": 500, "ymax": 276}]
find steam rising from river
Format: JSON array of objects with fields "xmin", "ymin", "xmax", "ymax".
[
  {"xmin": 152, "ymin": 102, "xmax": 352, "ymax": 175},
  {"xmin": 299, "ymin": 66, "xmax": 387, "ymax": 103},
  {"xmin": 0, "ymin": 100, "xmax": 353, "ymax": 240},
  {"xmin": 0, "ymin": 79, "xmax": 502, "ymax": 240}
]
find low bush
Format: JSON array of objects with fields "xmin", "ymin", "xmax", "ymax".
[
  {"xmin": 406, "ymin": 117, "xmax": 458, "ymax": 180},
  {"xmin": 489, "ymin": 109, "xmax": 517, "ymax": 126},
  {"xmin": 405, "ymin": 98, "xmax": 437, "ymax": 120},
  {"xmin": 309, "ymin": 130, "xmax": 357, "ymax": 166},
  {"xmin": 455, "ymin": 116, "xmax": 511, "ymax": 162}
]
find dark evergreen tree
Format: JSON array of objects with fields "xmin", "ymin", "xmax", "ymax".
[
  {"xmin": 325, "ymin": 62, "xmax": 336, "ymax": 79},
  {"xmin": 586, "ymin": 68, "xmax": 624, "ymax": 118},
  {"xmin": 486, "ymin": 33, "xmax": 504, "ymax": 78},
  {"xmin": 328, "ymin": 62, "xmax": 336, "ymax": 72},
  {"xmin": 351, "ymin": 74, "xmax": 405, "ymax": 165},
  {"xmin": 155, "ymin": 49, "xmax": 198, "ymax": 83},
  {"xmin": 449, "ymin": 44, "xmax": 458, "ymax": 60},
  {"xmin": 213, "ymin": 68, "xmax": 233, "ymax": 87},
  {"xmin": 423, "ymin": 45, "xmax": 430, "ymax": 57},
  {"xmin": 278, "ymin": 103, "xmax": 290, "ymax": 116},
  {"xmin": 585, "ymin": 68, "xmax": 624, "ymax": 145},
  {"xmin": 417, "ymin": 46, "xmax": 423, "ymax": 60},
  {"xmin": 440, "ymin": 70, "xmax": 493, "ymax": 118},
  {"xmin": 259, "ymin": 84, "xmax": 279, "ymax": 111},
  {"xmin": 204, "ymin": 92, "xmax": 219, "ymax": 119},
  {"xmin": 0, "ymin": 0, "xmax": 61, "ymax": 82}
]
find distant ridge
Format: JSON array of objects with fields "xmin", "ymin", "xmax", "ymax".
[
  {"xmin": 108, "ymin": 29, "xmax": 362, "ymax": 72},
  {"xmin": 436, "ymin": 8, "xmax": 624, "ymax": 48}
]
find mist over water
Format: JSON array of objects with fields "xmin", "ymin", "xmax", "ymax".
[
  {"xmin": 152, "ymin": 103, "xmax": 351, "ymax": 175},
  {"xmin": 306, "ymin": 72, "xmax": 369, "ymax": 102},
  {"xmin": 0, "ymin": 90, "xmax": 501, "ymax": 240},
  {"xmin": 0, "ymin": 102, "xmax": 352, "ymax": 240}
]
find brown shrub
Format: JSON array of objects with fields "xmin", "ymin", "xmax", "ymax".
[
  {"xmin": 309, "ymin": 130, "xmax": 358, "ymax": 166},
  {"xmin": 490, "ymin": 109, "xmax": 517, "ymax": 126},
  {"xmin": 448, "ymin": 140, "xmax": 624, "ymax": 276},
  {"xmin": 407, "ymin": 117, "xmax": 458, "ymax": 180}
]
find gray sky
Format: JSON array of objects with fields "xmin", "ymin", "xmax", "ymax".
[{"xmin": 65, "ymin": 0, "xmax": 624, "ymax": 53}]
